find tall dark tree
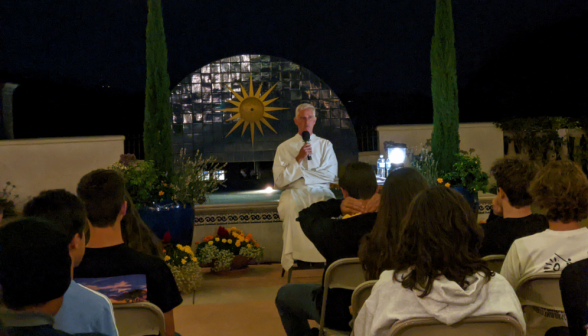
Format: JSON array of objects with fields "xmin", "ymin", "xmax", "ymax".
[
  {"xmin": 144, "ymin": 0, "xmax": 173, "ymax": 176},
  {"xmin": 430, "ymin": 0, "xmax": 460, "ymax": 174}
]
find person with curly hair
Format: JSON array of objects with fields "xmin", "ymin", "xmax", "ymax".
[
  {"xmin": 121, "ymin": 189, "xmax": 165, "ymax": 259},
  {"xmin": 501, "ymin": 160, "xmax": 588, "ymax": 288},
  {"xmin": 354, "ymin": 186, "xmax": 525, "ymax": 336},
  {"xmin": 479, "ymin": 157, "xmax": 549, "ymax": 256}
]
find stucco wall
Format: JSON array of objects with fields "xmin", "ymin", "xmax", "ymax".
[
  {"xmin": 377, "ymin": 123, "xmax": 504, "ymax": 174},
  {"xmin": 0, "ymin": 136, "xmax": 124, "ymax": 211}
]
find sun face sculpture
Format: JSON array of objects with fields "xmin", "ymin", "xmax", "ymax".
[{"xmin": 220, "ymin": 76, "xmax": 287, "ymax": 144}]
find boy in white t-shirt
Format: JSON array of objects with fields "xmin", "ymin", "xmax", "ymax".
[{"xmin": 501, "ymin": 160, "xmax": 588, "ymax": 287}]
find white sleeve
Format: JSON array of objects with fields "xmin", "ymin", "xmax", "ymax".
[
  {"xmin": 301, "ymin": 142, "xmax": 338, "ymax": 185},
  {"xmin": 273, "ymin": 145, "xmax": 304, "ymax": 189},
  {"xmin": 500, "ymin": 241, "xmax": 523, "ymax": 288}
]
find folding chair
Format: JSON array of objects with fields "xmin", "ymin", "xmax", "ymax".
[
  {"xmin": 350, "ymin": 280, "xmax": 378, "ymax": 318},
  {"xmin": 389, "ymin": 315, "xmax": 525, "ymax": 336},
  {"xmin": 482, "ymin": 254, "xmax": 506, "ymax": 273},
  {"xmin": 113, "ymin": 302, "xmax": 166, "ymax": 336},
  {"xmin": 319, "ymin": 257, "xmax": 365, "ymax": 336},
  {"xmin": 515, "ymin": 273, "xmax": 566, "ymax": 336}
]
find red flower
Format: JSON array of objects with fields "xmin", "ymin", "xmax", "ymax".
[
  {"xmin": 162, "ymin": 231, "xmax": 171, "ymax": 244},
  {"xmin": 217, "ymin": 226, "xmax": 230, "ymax": 238}
]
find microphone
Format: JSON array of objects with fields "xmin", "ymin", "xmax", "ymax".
[{"xmin": 301, "ymin": 131, "xmax": 312, "ymax": 161}]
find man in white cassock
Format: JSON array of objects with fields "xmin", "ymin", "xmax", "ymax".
[{"xmin": 273, "ymin": 103, "xmax": 338, "ymax": 271}]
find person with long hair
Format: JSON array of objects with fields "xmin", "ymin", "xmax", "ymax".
[
  {"xmin": 121, "ymin": 189, "xmax": 164, "ymax": 259},
  {"xmin": 354, "ymin": 186, "xmax": 525, "ymax": 336},
  {"xmin": 358, "ymin": 167, "xmax": 429, "ymax": 280}
]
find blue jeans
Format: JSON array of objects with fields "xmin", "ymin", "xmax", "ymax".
[{"xmin": 275, "ymin": 283, "xmax": 322, "ymax": 336}]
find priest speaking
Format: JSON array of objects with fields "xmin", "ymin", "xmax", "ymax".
[{"xmin": 273, "ymin": 103, "xmax": 338, "ymax": 271}]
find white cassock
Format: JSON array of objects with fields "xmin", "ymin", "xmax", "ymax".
[{"xmin": 273, "ymin": 133, "xmax": 338, "ymax": 271}]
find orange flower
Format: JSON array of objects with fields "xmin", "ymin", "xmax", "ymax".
[
  {"xmin": 444, "ymin": 183, "xmax": 450, "ymax": 188},
  {"xmin": 159, "ymin": 191, "xmax": 164, "ymax": 196},
  {"xmin": 255, "ymin": 243, "xmax": 259, "ymax": 248},
  {"xmin": 162, "ymin": 249, "xmax": 166, "ymax": 253}
]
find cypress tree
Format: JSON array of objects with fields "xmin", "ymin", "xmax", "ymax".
[
  {"xmin": 430, "ymin": 0, "xmax": 460, "ymax": 174},
  {"xmin": 144, "ymin": 0, "xmax": 173, "ymax": 176}
]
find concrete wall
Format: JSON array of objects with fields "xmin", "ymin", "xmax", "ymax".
[
  {"xmin": 0, "ymin": 136, "xmax": 124, "ymax": 211},
  {"xmin": 377, "ymin": 122, "xmax": 504, "ymax": 174},
  {"xmin": 358, "ymin": 151, "xmax": 380, "ymax": 166}
]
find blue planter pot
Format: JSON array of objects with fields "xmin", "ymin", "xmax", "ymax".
[
  {"xmin": 452, "ymin": 186, "xmax": 479, "ymax": 215},
  {"xmin": 138, "ymin": 200, "xmax": 194, "ymax": 246}
]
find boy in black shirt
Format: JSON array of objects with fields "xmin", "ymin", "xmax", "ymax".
[
  {"xmin": 74, "ymin": 169, "xmax": 182, "ymax": 336},
  {"xmin": 479, "ymin": 157, "xmax": 549, "ymax": 256}
]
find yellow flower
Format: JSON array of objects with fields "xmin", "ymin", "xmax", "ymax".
[
  {"xmin": 222, "ymin": 239, "xmax": 227, "ymax": 243},
  {"xmin": 176, "ymin": 244, "xmax": 182, "ymax": 249},
  {"xmin": 445, "ymin": 183, "xmax": 451, "ymax": 188},
  {"xmin": 247, "ymin": 244, "xmax": 252, "ymax": 248},
  {"xmin": 163, "ymin": 183, "xmax": 168, "ymax": 187},
  {"xmin": 164, "ymin": 255, "xmax": 171, "ymax": 261},
  {"xmin": 228, "ymin": 239, "xmax": 232, "ymax": 244},
  {"xmin": 208, "ymin": 241, "xmax": 214, "ymax": 245},
  {"xmin": 437, "ymin": 178, "xmax": 443, "ymax": 183},
  {"xmin": 245, "ymin": 238, "xmax": 250, "ymax": 243},
  {"xmin": 181, "ymin": 259, "xmax": 187, "ymax": 265},
  {"xmin": 235, "ymin": 241, "xmax": 241, "ymax": 247},
  {"xmin": 159, "ymin": 191, "xmax": 164, "ymax": 196},
  {"xmin": 191, "ymin": 257, "xmax": 197, "ymax": 262},
  {"xmin": 215, "ymin": 238, "xmax": 220, "ymax": 242}
]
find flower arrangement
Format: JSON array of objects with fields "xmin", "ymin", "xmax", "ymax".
[
  {"xmin": 196, "ymin": 226, "xmax": 264, "ymax": 272},
  {"xmin": 409, "ymin": 141, "xmax": 439, "ymax": 186},
  {"xmin": 162, "ymin": 233, "xmax": 203, "ymax": 294},
  {"xmin": 441, "ymin": 150, "xmax": 489, "ymax": 194},
  {"xmin": 109, "ymin": 150, "xmax": 226, "ymax": 209},
  {"xmin": 0, "ymin": 182, "xmax": 19, "ymax": 219}
]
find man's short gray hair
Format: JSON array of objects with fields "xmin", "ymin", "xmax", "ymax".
[{"xmin": 295, "ymin": 103, "xmax": 316, "ymax": 118}]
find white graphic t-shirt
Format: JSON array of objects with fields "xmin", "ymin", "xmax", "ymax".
[{"xmin": 501, "ymin": 227, "xmax": 588, "ymax": 288}]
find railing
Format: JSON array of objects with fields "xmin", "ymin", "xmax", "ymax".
[
  {"xmin": 356, "ymin": 125, "xmax": 379, "ymax": 152},
  {"xmin": 124, "ymin": 134, "xmax": 145, "ymax": 160}
]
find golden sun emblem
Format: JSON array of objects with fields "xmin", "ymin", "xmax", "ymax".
[{"xmin": 220, "ymin": 76, "xmax": 287, "ymax": 144}]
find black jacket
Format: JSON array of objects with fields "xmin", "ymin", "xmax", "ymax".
[{"xmin": 298, "ymin": 198, "xmax": 377, "ymax": 331}]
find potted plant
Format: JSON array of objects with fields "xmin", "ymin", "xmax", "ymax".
[
  {"xmin": 409, "ymin": 141, "xmax": 439, "ymax": 186},
  {"xmin": 162, "ymin": 233, "xmax": 203, "ymax": 294},
  {"xmin": 438, "ymin": 150, "xmax": 489, "ymax": 213},
  {"xmin": 196, "ymin": 226, "xmax": 264, "ymax": 274}
]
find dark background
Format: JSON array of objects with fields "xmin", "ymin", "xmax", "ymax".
[{"xmin": 1, "ymin": 0, "xmax": 587, "ymax": 141}]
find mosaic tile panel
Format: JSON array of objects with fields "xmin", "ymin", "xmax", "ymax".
[
  {"xmin": 171, "ymin": 54, "xmax": 358, "ymax": 167},
  {"xmin": 194, "ymin": 211, "xmax": 281, "ymax": 226}
]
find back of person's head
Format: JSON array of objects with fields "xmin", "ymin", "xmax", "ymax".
[
  {"xmin": 0, "ymin": 218, "xmax": 71, "ymax": 310},
  {"xmin": 339, "ymin": 162, "xmax": 377, "ymax": 200},
  {"xmin": 359, "ymin": 167, "xmax": 430, "ymax": 280},
  {"xmin": 121, "ymin": 189, "xmax": 164, "ymax": 259},
  {"xmin": 77, "ymin": 169, "xmax": 126, "ymax": 228},
  {"xmin": 393, "ymin": 186, "xmax": 492, "ymax": 297},
  {"xmin": 490, "ymin": 156, "xmax": 539, "ymax": 207},
  {"xmin": 23, "ymin": 189, "xmax": 88, "ymax": 242},
  {"xmin": 529, "ymin": 160, "xmax": 588, "ymax": 223}
]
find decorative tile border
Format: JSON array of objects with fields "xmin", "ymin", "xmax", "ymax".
[
  {"xmin": 479, "ymin": 202, "xmax": 493, "ymax": 214},
  {"xmin": 194, "ymin": 211, "xmax": 281, "ymax": 226}
]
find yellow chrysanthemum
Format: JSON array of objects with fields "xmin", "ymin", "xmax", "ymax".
[
  {"xmin": 215, "ymin": 238, "xmax": 220, "ymax": 242},
  {"xmin": 228, "ymin": 239, "xmax": 232, "ymax": 244},
  {"xmin": 245, "ymin": 238, "xmax": 250, "ymax": 243},
  {"xmin": 235, "ymin": 241, "xmax": 241, "ymax": 247},
  {"xmin": 191, "ymin": 257, "xmax": 197, "ymax": 262},
  {"xmin": 247, "ymin": 244, "xmax": 252, "ymax": 248},
  {"xmin": 176, "ymin": 244, "xmax": 182, "ymax": 249},
  {"xmin": 437, "ymin": 178, "xmax": 443, "ymax": 183},
  {"xmin": 159, "ymin": 191, "xmax": 165, "ymax": 196},
  {"xmin": 181, "ymin": 259, "xmax": 187, "ymax": 265},
  {"xmin": 222, "ymin": 239, "xmax": 227, "ymax": 243},
  {"xmin": 208, "ymin": 241, "xmax": 214, "ymax": 245},
  {"xmin": 164, "ymin": 255, "xmax": 171, "ymax": 261},
  {"xmin": 445, "ymin": 183, "xmax": 451, "ymax": 188}
]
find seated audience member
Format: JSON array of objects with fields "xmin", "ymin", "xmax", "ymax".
[
  {"xmin": 121, "ymin": 189, "xmax": 164, "ymax": 259},
  {"xmin": 354, "ymin": 186, "xmax": 526, "ymax": 336},
  {"xmin": 479, "ymin": 157, "xmax": 549, "ymax": 256},
  {"xmin": 0, "ymin": 218, "xmax": 105, "ymax": 336},
  {"xmin": 358, "ymin": 168, "xmax": 430, "ymax": 280},
  {"xmin": 74, "ymin": 169, "xmax": 182, "ymax": 336},
  {"xmin": 501, "ymin": 160, "xmax": 588, "ymax": 288},
  {"xmin": 275, "ymin": 167, "xmax": 428, "ymax": 336},
  {"xmin": 23, "ymin": 190, "xmax": 118, "ymax": 336},
  {"xmin": 559, "ymin": 258, "xmax": 588, "ymax": 336}
]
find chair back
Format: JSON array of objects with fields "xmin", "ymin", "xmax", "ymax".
[
  {"xmin": 319, "ymin": 257, "xmax": 365, "ymax": 334},
  {"xmin": 389, "ymin": 315, "xmax": 525, "ymax": 336},
  {"xmin": 350, "ymin": 280, "xmax": 377, "ymax": 318},
  {"xmin": 482, "ymin": 254, "xmax": 506, "ymax": 273},
  {"xmin": 113, "ymin": 302, "xmax": 166, "ymax": 336},
  {"xmin": 515, "ymin": 273, "xmax": 563, "ymax": 311}
]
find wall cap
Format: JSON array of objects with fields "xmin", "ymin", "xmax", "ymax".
[{"xmin": 0, "ymin": 136, "xmax": 125, "ymax": 147}]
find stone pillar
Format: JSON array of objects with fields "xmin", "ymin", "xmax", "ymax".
[{"xmin": 1, "ymin": 83, "xmax": 18, "ymax": 139}]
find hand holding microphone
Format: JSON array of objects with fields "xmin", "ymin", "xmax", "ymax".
[
  {"xmin": 296, "ymin": 131, "xmax": 313, "ymax": 163},
  {"xmin": 301, "ymin": 131, "xmax": 312, "ymax": 161}
]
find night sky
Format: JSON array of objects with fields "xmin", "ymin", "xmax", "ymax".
[{"xmin": 1, "ymin": 0, "xmax": 587, "ymax": 139}]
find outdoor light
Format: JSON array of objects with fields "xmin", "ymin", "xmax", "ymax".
[
  {"xmin": 389, "ymin": 147, "xmax": 406, "ymax": 164},
  {"xmin": 263, "ymin": 186, "xmax": 275, "ymax": 194},
  {"xmin": 384, "ymin": 142, "xmax": 408, "ymax": 173}
]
